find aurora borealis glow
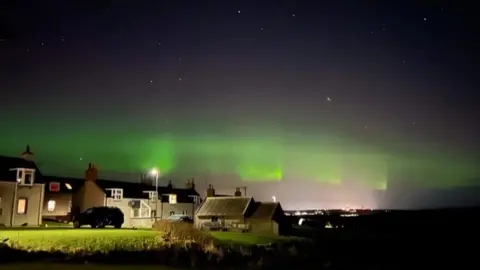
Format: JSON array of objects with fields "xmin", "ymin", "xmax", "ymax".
[{"xmin": 1, "ymin": 1, "xmax": 479, "ymax": 209}]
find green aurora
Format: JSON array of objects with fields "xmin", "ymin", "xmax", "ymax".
[{"xmin": 1, "ymin": 123, "xmax": 479, "ymax": 190}]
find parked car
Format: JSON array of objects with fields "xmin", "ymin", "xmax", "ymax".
[
  {"xmin": 166, "ymin": 214, "xmax": 193, "ymax": 223},
  {"xmin": 73, "ymin": 207, "xmax": 124, "ymax": 228}
]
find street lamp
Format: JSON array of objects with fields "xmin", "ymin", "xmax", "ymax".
[{"xmin": 150, "ymin": 168, "xmax": 160, "ymax": 220}]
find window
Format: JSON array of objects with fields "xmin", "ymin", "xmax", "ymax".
[
  {"xmin": 17, "ymin": 198, "xmax": 28, "ymax": 214},
  {"xmin": 14, "ymin": 168, "xmax": 35, "ymax": 185},
  {"xmin": 169, "ymin": 211, "xmax": 175, "ymax": 216},
  {"xmin": 130, "ymin": 200, "xmax": 151, "ymax": 218},
  {"xmin": 67, "ymin": 200, "xmax": 72, "ymax": 212},
  {"xmin": 109, "ymin": 189, "xmax": 123, "ymax": 200},
  {"xmin": 151, "ymin": 210, "xmax": 156, "ymax": 218},
  {"xmin": 144, "ymin": 191, "xmax": 157, "ymax": 202},
  {"xmin": 47, "ymin": 200, "xmax": 56, "ymax": 212},
  {"xmin": 168, "ymin": 194, "xmax": 177, "ymax": 204},
  {"xmin": 49, "ymin": 182, "xmax": 60, "ymax": 192}
]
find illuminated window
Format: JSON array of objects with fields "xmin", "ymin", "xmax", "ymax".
[
  {"xmin": 17, "ymin": 198, "xmax": 28, "ymax": 214},
  {"xmin": 47, "ymin": 200, "xmax": 56, "ymax": 212},
  {"xmin": 65, "ymin": 183, "xmax": 72, "ymax": 190},
  {"xmin": 168, "ymin": 194, "xmax": 177, "ymax": 204}
]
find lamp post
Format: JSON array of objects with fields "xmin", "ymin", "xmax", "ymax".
[{"xmin": 150, "ymin": 168, "xmax": 160, "ymax": 221}]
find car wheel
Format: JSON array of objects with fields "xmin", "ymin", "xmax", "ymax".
[{"xmin": 73, "ymin": 221, "xmax": 81, "ymax": 228}]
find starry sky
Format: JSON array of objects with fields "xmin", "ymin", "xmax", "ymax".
[{"xmin": 1, "ymin": 1, "xmax": 479, "ymax": 208}]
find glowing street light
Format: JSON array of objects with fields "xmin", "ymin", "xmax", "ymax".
[
  {"xmin": 272, "ymin": 196, "xmax": 277, "ymax": 203},
  {"xmin": 150, "ymin": 168, "xmax": 160, "ymax": 220}
]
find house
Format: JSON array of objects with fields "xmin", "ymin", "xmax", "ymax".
[
  {"xmin": 1, "ymin": 146, "xmax": 201, "ymax": 228},
  {"xmin": 42, "ymin": 163, "xmax": 201, "ymax": 228},
  {"xmin": 0, "ymin": 147, "xmax": 44, "ymax": 226},
  {"xmin": 194, "ymin": 185, "xmax": 287, "ymax": 235}
]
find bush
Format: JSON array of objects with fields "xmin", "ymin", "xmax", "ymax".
[{"xmin": 152, "ymin": 220, "xmax": 214, "ymax": 245}]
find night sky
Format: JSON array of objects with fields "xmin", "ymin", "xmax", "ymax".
[{"xmin": 1, "ymin": 1, "xmax": 479, "ymax": 208}]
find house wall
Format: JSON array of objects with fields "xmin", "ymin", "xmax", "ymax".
[
  {"xmin": 106, "ymin": 197, "xmax": 196, "ymax": 228},
  {"xmin": 72, "ymin": 180, "xmax": 105, "ymax": 214},
  {"xmin": 0, "ymin": 182, "xmax": 14, "ymax": 226},
  {"xmin": 0, "ymin": 182, "xmax": 44, "ymax": 226},
  {"xmin": 195, "ymin": 215, "xmax": 246, "ymax": 230},
  {"xmin": 42, "ymin": 192, "xmax": 72, "ymax": 218},
  {"xmin": 248, "ymin": 219, "xmax": 279, "ymax": 235}
]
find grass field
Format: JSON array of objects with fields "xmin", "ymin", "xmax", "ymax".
[
  {"xmin": 0, "ymin": 228, "xmax": 161, "ymax": 252},
  {"xmin": 0, "ymin": 227, "xmax": 291, "ymax": 252}
]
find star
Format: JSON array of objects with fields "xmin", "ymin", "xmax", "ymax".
[
  {"xmin": 237, "ymin": 10, "xmax": 241, "ymax": 14},
  {"xmin": 364, "ymin": 125, "xmax": 368, "ymax": 129},
  {"xmin": 326, "ymin": 97, "xmax": 332, "ymax": 102},
  {"xmin": 178, "ymin": 77, "xmax": 183, "ymax": 81},
  {"xmin": 402, "ymin": 60, "xmax": 407, "ymax": 64},
  {"xmin": 260, "ymin": 27, "xmax": 264, "ymax": 31},
  {"xmin": 157, "ymin": 42, "xmax": 162, "ymax": 46},
  {"xmin": 423, "ymin": 17, "xmax": 427, "ymax": 21},
  {"xmin": 149, "ymin": 80, "xmax": 153, "ymax": 83},
  {"xmin": 292, "ymin": 14, "xmax": 296, "ymax": 17},
  {"xmin": 40, "ymin": 42, "xmax": 45, "ymax": 46},
  {"xmin": 61, "ymin": 37, "xmax": 65, "ymax": 42},
  {"xmin": 79, "ymin": 157, "xmax": 83, "ymax": 161}
]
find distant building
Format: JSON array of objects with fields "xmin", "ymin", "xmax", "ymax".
[
  {"xmin": 0, "ymin": 146, "xmax": 201, "ymax": 228},
  {"xmin": 195, "ymin": 185, "xmax": 287, "ymax": 235}
]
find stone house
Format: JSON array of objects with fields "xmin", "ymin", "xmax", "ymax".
[
  {"xmin": 0, "ymin": 147, "xmax": 44, "ymax": 226},
  {"xmin": 194, "ymin": 185, "xmax": 286, "ymax": 235},
  {"xmin": 43, "ymin": 163, "xmax": 201, "ymax": 228}
]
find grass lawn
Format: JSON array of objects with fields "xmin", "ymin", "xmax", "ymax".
[
  {"xmin": 0, "ymin": 264, "xmax": 178, "ymax": 270},
  {"xmin": 0, "ymin": 228, "xmax": 161, "ymax": 252}
]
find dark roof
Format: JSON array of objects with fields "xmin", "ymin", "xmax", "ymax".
[
  {"xmin": 96, "ymin": 179, "xmax": 199, "ymax": 199},
  {"xmin": 196, "ymin": 197, "xmax": 253, "ymax": 217},
  {"xmin": 41, "ymin": 175, "xmax": 84, "ymax": 193},
  {"xmin": 250, "ymin": 202, "xmax": 280, "ymax": 219},
  {"xmin": 0, "ymin": 155, "xmax": 41, "ymax": 183}
]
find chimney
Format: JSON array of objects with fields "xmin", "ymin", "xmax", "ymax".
[
  {"xmin": 185, "ymin": 178, "xmax": 196, "ymax": 190},
  {"xmin": 21, "ymin": 145, "xmax": 34, "ymax": 160},
  {"xmin": 206, "ymin": 184, "xmax": 215, "ymax": 197},
  {"xmin": 85, "ymin": 163, "xmax": 98, "ymax": 181},
  {"xmin": 234, "ymin": 187, "xmax": 242, "ymax": 197}
]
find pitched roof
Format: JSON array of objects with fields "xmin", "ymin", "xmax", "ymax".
[
  {"xmin": 41, "ymin": 175, "xmax": 84, "ymax": 193},
  {"xmin": 0, "ymin": 155, "xmax": 41, "ymax": 183},
  {"xmin": 249, "ymin": 202, "xmax": 279, "ymax": 219},
  {"xmin": 196, "ymin": 197, "xmax": 253, "ymax": 217}
]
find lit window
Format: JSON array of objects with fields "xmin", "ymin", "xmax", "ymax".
[
  {"xmin": 47, "ymin": 200, "xmax": 56, "ymax": 212},
  {"xmin": 65, "ymin": 183, "xmax": 72, "ymax": 190},
  {"xmin": 110, "ymin": 189, "xmax": 123, "ymax": 201},
  {"xmin": 17, "ymin": 198, "xmax": 28, "ymax": 214},
  {"xmin": 130, "ymin": 200, "xmax": 151, "ymax": 218},
  {"xmin": 169, "ymin": 194, "xmax": 177, "ymax": 204}
]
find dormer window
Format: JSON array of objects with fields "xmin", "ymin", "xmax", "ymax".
[
  {"xmin": 143, "ymin": 191, "xmax": 158, "ymax": 202},
  {"xmin": 11, "ymin": 168, "xmax": 35, "ymax": 185},
  {"xmin": 107, "ymin": 188, "xmax": 123, "ymax": 201},
  {"xmin": 169, "ymin": 194, "xmax": 177, "ymax": 204}
]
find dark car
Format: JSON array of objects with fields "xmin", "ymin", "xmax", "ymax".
[
  {"xmin": 73, "ymin": 207, "xmax": 124, "ymax": 228},
  {"xmin": 166, "ymin": 214, "xmax": 193, "ymax": 223}
]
